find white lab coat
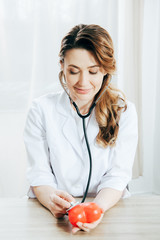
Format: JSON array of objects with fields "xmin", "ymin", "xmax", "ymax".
[{"xmin": 23, "ymin": 91, "xmax": 138, "ymax": 198}]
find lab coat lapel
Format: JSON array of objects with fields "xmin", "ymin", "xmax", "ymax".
[
  {"xmin": 56, "ymin": 91, "xmax": 83, "ymax": 159},
  {"xmin": 87, "ymin": 111, "xmax": 99, "ymax": 146},
  {"xmin": 62, "ymin": 116, "xmax": 83, "ymax": 158}
]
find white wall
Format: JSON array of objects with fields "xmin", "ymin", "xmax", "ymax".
[
  {"xmin": 0, "ymin": 113, "xmax": 29, "ymax": 197},
  {"xmin": 130, "ymin": 0, "xmax": 160, "ymax": 195}
]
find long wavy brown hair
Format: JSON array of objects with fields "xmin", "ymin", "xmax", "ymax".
[{"xmin": 59, "ymin": 24, "xmax": 127, "ymax": 148}]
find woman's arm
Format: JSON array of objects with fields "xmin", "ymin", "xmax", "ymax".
[
  {"xmin": 33, "ymin": 185, "xmax": 75, "ymax": 218},
  {"xmin": 93, "ymin": 187, "xmax": 123, "ymax": 212},
  {"xmin": 72, "ymin": 187, "xmax": 123, "ymax": 233}
]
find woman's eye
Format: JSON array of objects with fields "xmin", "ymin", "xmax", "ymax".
[
  {"xmin": 89, "ymin": 71, "xmax": 98, "ymax": 75},
  {"xmin": 69, "ymin": 70, "xmax": 98, "ymax": 75},
  {"xmin": 70, "ymin": 71, "xmax": 79, "ymax": 75}
]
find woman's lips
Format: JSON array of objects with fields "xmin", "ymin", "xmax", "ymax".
[{"xmin": 74, "ymin": 87, "xmax": 92, "ymax": 94}]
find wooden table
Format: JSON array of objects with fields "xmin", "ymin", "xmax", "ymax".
[{"xmin": 0, "ymin": 195, "xmax": 160, "ymax": 240}]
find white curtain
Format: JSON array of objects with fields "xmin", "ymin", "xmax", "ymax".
[{"xmin": 0, "ymin": 0, "xmax": 159, "ymax": 197}]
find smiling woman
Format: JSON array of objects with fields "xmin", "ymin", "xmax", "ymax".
[
  {"xmin": 60, "ymin": 48, "xmax": 106, "ymax": 113},
  {"xmin": 23, "ymin": 24, "xmax": 138, "ymax": 234}
]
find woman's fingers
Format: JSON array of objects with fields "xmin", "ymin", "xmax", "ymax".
[
  {"xmin": 56, "ymin": 190, "xmax": 75, "ymax": 203},
  {"xmin": 76, "ymin": 222, "xmax": 90, "ymax": 232},
  {"xmin": 72, "ymin": 221, "xmax": 97, "ymax": 233},
  {"xmin": 50, "ymin": 191, "xmax": 73, "ymax": 209},
  {"xmin": 83, "ymin": 214, "xmax": 104, "ymax": 229},
  {"xmin": 51, "ymin": 194, "xmax": 70, "ymax": 209},
  {"xmin": 72, "ymin": 214, "xmax": 104, "ymax": 233},
  {"xmin": 49, "ymin": 189, "xmax": 76, "ymax": 218},
  {"xmin": 50, "ymin": 202, "xmax": 66, "ymax": 213},
  {"xmin": 49, "ymin": 202, "xmax": 67, "ymax": 218},
  {"xmin": 72, "ymin": 226, "xmax": 80, "ymax": 234},
  {"xmin": 72, "ymin": 224, "xmax": 90, "ymax": 234},
  {"xmin": 82, "ymin": 221, "xmax": 99, "ymax": 229}
]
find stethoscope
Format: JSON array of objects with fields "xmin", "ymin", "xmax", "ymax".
[{"xmin": 63, "ymin": 76, "xmax": 111, "ymax": 211}]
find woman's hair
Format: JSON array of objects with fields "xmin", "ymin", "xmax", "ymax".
[{"xmin": 59, "ymin": 24, "xmax": 127, "ymax": 148}]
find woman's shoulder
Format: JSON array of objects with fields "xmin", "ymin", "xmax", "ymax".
[
  {"xmin": 119, "ymin": 99, "xmax": 138, "ymax": 130},
  {"xmin": 124, "ymin": 100, "xmax": 137, "ymax": 118},
  {"xmin": 26, "ymin": 91, "xmax": 64, "ymax": 117},
  {"xmin": 32, "ymin": 91, "xmax": 63, "ymax": 105}
]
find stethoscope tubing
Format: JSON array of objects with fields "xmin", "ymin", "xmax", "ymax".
[
  {"xmin": 65, "ymin": 78, "xmax": 111, "ymax": 204},
  {"xmin": 81, "ymin": 117, "xmax": 93, "ymax": 203},
  {"xmin": 69, "ymin": 99, "xmax": 94, "ymax": 203}
]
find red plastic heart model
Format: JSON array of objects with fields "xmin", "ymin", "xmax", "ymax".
[{"xmin": 68, "ymin": 202, "xmax": 103, "ymax": 227}]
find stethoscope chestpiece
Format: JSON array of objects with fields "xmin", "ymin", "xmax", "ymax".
[{"xmin": 66, "ymin": 201, "xmax": 80, "ymax": 213}]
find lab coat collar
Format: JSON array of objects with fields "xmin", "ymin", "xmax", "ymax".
[
  {"xmin": 56, "ymin": 91, "xmax": 71, "ymax": 117},
  {"xmin": 56, "ymin": 91, "xmax": 99, "ymax": 157},
  {"xmin": 56, "ymin": 91, "xmax": 83, "ymax": 158}
]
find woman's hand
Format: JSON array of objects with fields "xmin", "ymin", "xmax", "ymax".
[
  {"xmin": 49, "ymin": 189, "xmax": 75, "ymax": 218},
  {"xmin": 72, "ymin": 213, "xmax": 104, "ymax": 234}
]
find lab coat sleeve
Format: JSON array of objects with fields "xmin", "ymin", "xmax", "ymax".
[
  {"xmin": 23, "ymin": 100, "xmax": 57, "ymax": 198},
  {"xmin": 97, "ymin": 102, "xmax": 138, "ymax": 195}
]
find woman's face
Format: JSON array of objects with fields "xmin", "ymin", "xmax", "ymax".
[{"xmin": 61, "ymin": 48, "xmax": 106, "ymax": 105}]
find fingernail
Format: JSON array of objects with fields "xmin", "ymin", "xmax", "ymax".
[
  {"xmin": 70, "ymin": 201, "xmax": 75, "ymax": 206},
  {"xmin": 77, "ymin": 222, "xmax": 82, "ymax": 227}
]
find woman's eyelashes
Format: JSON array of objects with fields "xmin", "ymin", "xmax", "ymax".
[
  {"xmin": 69, "ymin": 70, "xmax": 79, "ymax": 75},
  {"xmin": 89, "ymin": 71, "xmax": 98, "ymax": 75},
  {"xmin": 69, "ymin": 70, "xmax": 98, "ymax": 75}
]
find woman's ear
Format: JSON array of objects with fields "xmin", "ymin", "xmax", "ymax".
[{"xmin": 60, "ymin": 60, "xmax": 64, "ymax": 71}]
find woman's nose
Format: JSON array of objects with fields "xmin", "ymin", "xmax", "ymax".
[{"xmin": 78, "ymin": 72, "xmax": 89, "ymax": 86}]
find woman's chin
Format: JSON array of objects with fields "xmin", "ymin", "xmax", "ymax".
[{"xmin": 75, "ymin": 94, "xmax": 93, "ymax": 103}]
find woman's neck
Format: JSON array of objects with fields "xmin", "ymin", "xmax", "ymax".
[{"xmin": 71, "ymin": 99, "xmax": 93, "ymax": 115}]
